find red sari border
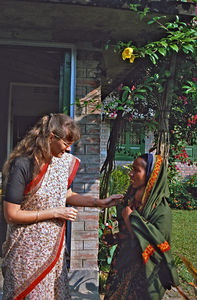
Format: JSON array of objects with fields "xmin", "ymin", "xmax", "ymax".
[
  {"xmin": 14, "ymin": 222, "xmax": 66, "ymax": 300},
  {"xmin": 157, "ymin": 241, "xmax": 170, "ymax": 253},
  {"xmin": 24, "ymin": 163, "xmax": 49, "ymax": 195},
  {"xmin": 142, "ymin": 244, "xmax": 156, "ymax": 264},
  {"xmin": 67, "ymin": 157, "xmax": 80, "ymax": 189},
  {"xmin": 142, "ymin": 241, "xmax": 170, "ymax": 265}
]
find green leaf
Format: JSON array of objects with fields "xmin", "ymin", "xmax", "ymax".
[
  {"xmin": 147, "ymin": 20, "xmax": 155, "ymax": 25},
  {"xmin": 129, "ymin": 3, "xmax": 140, "ymax": 11},
  {"xmin": 182, "ymin": 85, "xmax": 191, "ymax": 89},
  {"xmin": 149, "ymin": 55, "xmax": 156, "ymax": 64},
  {"xmin": 105, "ymin": 44, "xmax": 109, "ymax": 50},
  {"xmin": 145, "ymin": 49, "xmax": 153, "ymax": 55},
  {"xmin": 122, "ymin": 90, "xmax": 129, "ymax": 102},
  {"xmin": 160, "ymin": 41, "xmax": 168, "ymax": 48},
  {"xmin": 170, "ymin": 44, "xmax": 179, "ymax": 52},
  {"xmin": 152, "ymin": 53, "xmax": 159, "ymax": 60},
  {"xmin": 158, "ymin": 48, "xmax": 167, "ymax": 56},
  {"xmin": 182, "ymin": 48, "xmax": 189, "ymax": 54},
  {"xmin": 144, "ymin": 85, "xmax": 153, "ymax": 92},
  {"xmin": 134, "ymin": 94, "xmax": 145, "ymax": 100},
  {"xmin": 139, "ymin": 13, "xmax": 144, "ymax": 21},
  {"xmin": 126, "ymin": 100, "xmax": 134, "ymax": 106},
  {"xmin": 105, "ymin": 40, "xmax": 111, "ymax": 50},
  {"xmin": 122, "ymin": 86, "xmax": 131, "ymax": 92},
  {"xmin": 183, "ymin": 44, "xmax": 194, "ymax": 53},
  {"xmin": 136, "ymin": 89, "xmax": 146, "ymax": 93},
  {"xmin": 166, "ymin": 23, "xmax": 178, "ymax": 29},
  {"xmin": 172, "ymin": 106, "xmax": 183, "ymax": 113},
  {"xmin": 117, "ymin": 106, "xmax": 125, "ymax": 110}
]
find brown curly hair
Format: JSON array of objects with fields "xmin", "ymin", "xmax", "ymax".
[{"xmin": 3, "ymin": 113, "xmax": 80, "ymax": 182}]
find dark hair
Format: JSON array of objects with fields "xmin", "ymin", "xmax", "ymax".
[
  {"xmin": 139, "ymin": 154, "xmax": 148, "ymax": 166},
  {"xmin": 3, "ymin": 113, "xmax": 80, "ymax": 181}
]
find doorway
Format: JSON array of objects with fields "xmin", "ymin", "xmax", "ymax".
[
  {"xmin": 0, "ymin": 46, "xmax": 73, "ymax": 165},
  {"xmin": 8, "ymin": 82, "xmax": 59, "ymax": 151}
]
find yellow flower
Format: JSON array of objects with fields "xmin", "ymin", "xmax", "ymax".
[
  {"xmin": 129, "ymin": 55, "xmax": 135, "ymax": 63},
  {"xmin": 122, "ymin": 47, "xmax": 134, "ymax": 60}
]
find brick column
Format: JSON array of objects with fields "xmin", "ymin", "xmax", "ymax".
[
  {"xmin": 71, "ymin": 114, "xmax": 100, "ymax": 270},
  {"xmin": 68, "ymin": 49, "xmax": 101, "ymax": 299}
]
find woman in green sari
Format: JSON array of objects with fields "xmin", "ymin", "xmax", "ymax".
[{"xmin": 104, "ymin": 153, "xmax": 179, "ymax": 300}]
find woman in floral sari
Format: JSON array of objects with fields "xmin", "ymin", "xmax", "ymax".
[
  {"xmin": 104, "ymin": 153, "xmax": 179, "ymax": 300},
  {"xmin": 2, "ymin": 113, "xmax": 122, "ymax": 300}
]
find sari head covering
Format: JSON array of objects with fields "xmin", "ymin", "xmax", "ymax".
[
  {"xmin": 130, "ymin": 154, "xmax": 179, "ymax": 296},
  {"xmin": 140, "ymin": 153, "xmax": 155, "ymax": 183}
]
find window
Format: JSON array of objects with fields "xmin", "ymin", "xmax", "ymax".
[
  {"xmin": 185, "ymin": 145, "xmax": 197, "ymax": 162},
  {"xmin": 115, "ymin": 122, "xmax": 145, "ymax": 161}
]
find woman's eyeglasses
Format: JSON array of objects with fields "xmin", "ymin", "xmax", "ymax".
[{"xmin": 53, "ymin": 134, "xmax": 71, "ymax": 148}]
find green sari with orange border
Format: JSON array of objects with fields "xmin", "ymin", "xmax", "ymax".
[{"xmin": 104, "ymin": 155, "xmax": 179, "ymax": 300}]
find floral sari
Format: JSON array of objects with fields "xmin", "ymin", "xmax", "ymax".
[
  {"xmin": 2, "ymin": 152, "xmax": 79, "ymax": 300},
  {"xmin": 104, "ymin": 155, "xmax": 179, "ymax": 300}
]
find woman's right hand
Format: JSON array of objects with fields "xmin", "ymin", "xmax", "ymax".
[{"xmin": 54, "ymin": 207, "xmax": 78, "ymax": 221}]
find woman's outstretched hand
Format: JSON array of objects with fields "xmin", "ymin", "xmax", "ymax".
[
  {"xmin": 55, "ymin": 207, "xmax": 78, "ymax": 221},
  {"xmin": 98, "ymin": 194, "xmax": 123, "ymax": 208}
]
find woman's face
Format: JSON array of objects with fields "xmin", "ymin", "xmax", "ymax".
[
  {"xmin": 129, "ymin": 157, "xmax": 147, "ymax": 189},
  {"xmin": 49, "ymin": 134, "xmax": 72, "ymax": 158}
]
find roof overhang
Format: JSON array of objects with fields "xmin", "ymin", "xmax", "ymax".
[{"xmin": 0, "ymin": 0, "xmax": 195, "ymax": 97}]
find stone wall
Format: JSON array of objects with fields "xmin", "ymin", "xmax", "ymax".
[{"xmin": 176, "ymin": 162, "xmax": 197, "ymax": 178}]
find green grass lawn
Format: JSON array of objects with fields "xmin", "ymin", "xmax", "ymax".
[
  {"xmin": 171, "ymin": 209, "xmax": 197, "ymax": 295},
  {"xmin": 171, "ymin": 209, "xmax": 197, "ymax": 265}
]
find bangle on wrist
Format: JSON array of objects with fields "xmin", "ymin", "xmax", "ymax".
[{"xmin": 35, "ymin": 211, "xmax": 40, "ymax": 223}]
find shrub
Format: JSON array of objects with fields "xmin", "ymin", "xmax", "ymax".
[
  {"xmin": 108, "ymin": 165, "xmax": 130, "ymax": 195},
  {"xmin": 168, "ymin": 172, "xmax": 197, "ymax": 209},
  {"xmin": 99, "ymin": 165, "xmax": 130, "ymax": 292}
]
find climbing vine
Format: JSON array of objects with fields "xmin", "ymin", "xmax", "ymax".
[{"xmin": 101, "ymin": 1, "xmax": 197, "ymax": 199}]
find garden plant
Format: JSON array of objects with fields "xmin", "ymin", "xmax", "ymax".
[{"xmin": 98, "ymin": 1, "xmax": 197, "ymax": 297}]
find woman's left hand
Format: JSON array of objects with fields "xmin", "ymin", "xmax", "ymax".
[
  {"xmin": 98, "ymin": 194, "xmax": 123, "ymax": 208},
  {"xmin": 122, "ymin": 206, "xmax": 133, "ymax": 221},
  {"xmin": 122, "ymin": 206, "xmax": 134, "ymax": 238}
]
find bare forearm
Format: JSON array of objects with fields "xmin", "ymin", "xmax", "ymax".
[
  {"xmin": 4, "ymin": 201, "xmax": 78, "ymax": 225},
  {"xmin": 66, "ymin": 190, "xmax": 123, "ymax": 208},
  {"xmin": 66, "ymin": 192, "xmax": 97, "ymax": 207},
  {"xmin": 4, "ymin": 206, "xmax": 55, "ymax": 224}
]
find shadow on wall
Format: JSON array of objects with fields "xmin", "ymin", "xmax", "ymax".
[{"xmin": 69, "ymin": 270, "xmax": 100, "ymax": 300}]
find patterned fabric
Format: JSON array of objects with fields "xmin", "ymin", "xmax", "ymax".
[
  {"xmin": 2, "ymin": 152, "xmax": 79, "ymax": 300},
  {"xmin": 105, "ymin": 154, "xmax": 179, "ymax": 300},
  {"xmin": 142, "ymin": 244, "xmax": 155, "ymax": 264},
  {"xmin": 104, "ymin": 238, "xmax": 150, "ymax": 300},
  {"xmin": 139, "ymin": 155, "xmax": 162, "ymax": 212}
]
